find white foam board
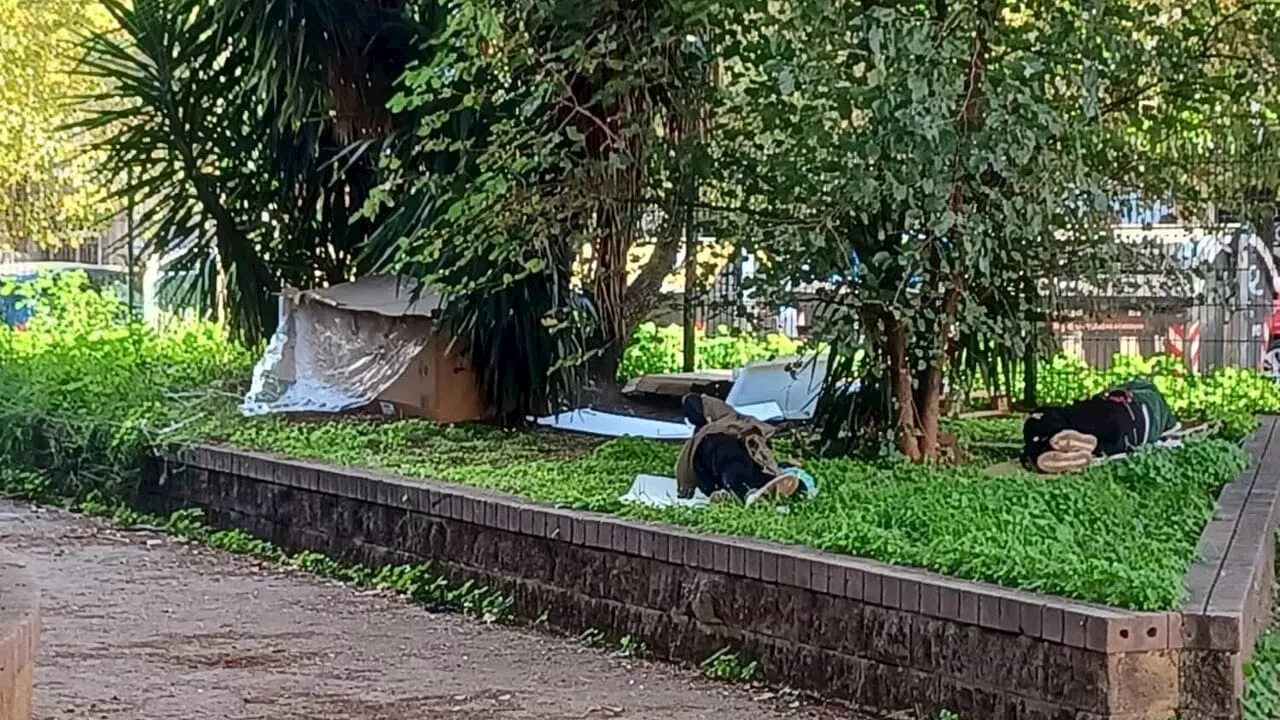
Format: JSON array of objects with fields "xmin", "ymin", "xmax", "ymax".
[
  {"xmin": 725, "ymin": 356, "xmax": 829, "ymax": 420},
  {"xmin": 534, "ymin": 409, "xmax": 694, "ymax": 439},
  {"xmin": 620, "ymin": 474, "xmax": 708, "ymax": 508}
]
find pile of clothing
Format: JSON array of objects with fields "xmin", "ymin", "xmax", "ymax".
[
  {"xmin": 1022, "ymin": 379, "xmax": 1179, "ymax": 474},
  {"xmin": 677, "ymin": 394, "xmax": 818, "ymax": 505},
  {"xmin": 618, "ymin": 393, "xmax": 819, "ymax": 510}
]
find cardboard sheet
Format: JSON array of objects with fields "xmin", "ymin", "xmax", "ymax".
[{"xmin": 621, "ymin": 370, "xmax": 734, "ymax": 397}]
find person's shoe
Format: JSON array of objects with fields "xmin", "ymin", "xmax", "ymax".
[
  {"xmin": 708, "ymin": 489, "xmax": 740, "ymax": 505},
  {"xmin": 1050, "ymin": 430, "xmax": 1098, "ymax": 454},
  {"xmin": 745, "ymin": 473, "xmax": 801, "ymax": 506}
]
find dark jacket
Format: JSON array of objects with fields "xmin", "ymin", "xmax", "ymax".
[
  {"xmin": 675, "ymin": 395, "xmax": 780, "ymax": 499},
  {"xmin": 1023, "ymin": 379, "xmax": 1176, "ymax": 464}
]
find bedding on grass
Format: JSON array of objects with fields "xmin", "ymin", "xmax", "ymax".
[{"xmin": 0, "ymin": 272, "xmax": 1269, "ymax": 613}]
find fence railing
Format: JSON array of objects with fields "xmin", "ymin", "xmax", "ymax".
[{"xmin": 1052, "ymin": 300, "xmax": 1277, "ymax": 375}]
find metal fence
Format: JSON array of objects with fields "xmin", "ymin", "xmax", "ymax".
[
  {"xmin": 665, "ymin": 224, "xmax": 1280, "ymax": 412},
  {"xmin": 1052, "ymin": 299, "xmax": 1277, "ymax": 376},
  {"xmin": 0, "ymin": 240, "xmax": 104, "ymax": 266}
]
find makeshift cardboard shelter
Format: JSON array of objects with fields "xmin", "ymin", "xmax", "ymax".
[{"xmin": 240, "ymin": 276, "xmax": 487, "ymax": 423}]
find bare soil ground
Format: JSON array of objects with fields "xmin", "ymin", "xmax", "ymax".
[{"xmin": 0, "ymin": 501, "xmax": 855, "ymax": 720}]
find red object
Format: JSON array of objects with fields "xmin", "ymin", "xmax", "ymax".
[
  {"xmin": 1269, "ymin": 293, "xmax": 1280, "ymax": 341},
  {"xmin": 1104, "ymin": 389, "xmax": 1134, "ymax": 404},
  {"xmin": 1165, "ymin": 320, "xmax": 1202, "ymax": 369},
  {"xmin": 13, "ymin": 322, "xmax": 25, "ymax": 332}
]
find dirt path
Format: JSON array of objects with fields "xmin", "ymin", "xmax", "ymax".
[{"xmin": 0, "ymin": 501, "xmax": 851, "ymax": 720}]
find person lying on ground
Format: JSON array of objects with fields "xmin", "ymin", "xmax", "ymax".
[
  {"xmin": 676, "ymin": 393, "xmax": 817, "ymax": 505},
  {"xmin": 1022, "ymin": 378, "xmax": 1176, "ymax": 474}
]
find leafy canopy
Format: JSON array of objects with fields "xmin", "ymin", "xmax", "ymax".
[{"xmin": 0, "ymin": 0, "xmax": 117, "ymax": 248}]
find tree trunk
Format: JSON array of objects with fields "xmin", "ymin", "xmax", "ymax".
[
  {"xmin": 903, "ymin": 0, "xmax": 998, "ymax": 461},
  {"xmin": 589, "ymin": 209, "xmax": 632, "ymax": 388},
  {"xmin": 586, "ymin": 228, "xmax": 682, "ymax": 389},
  {"xmin": 916, "ymin": 365, "xmax": 943, "ymax": 459},
  {"xmin": 584, "ymin": 82, "xmax": 686, "ymax": 391},
  {"xmin": 585, "ymin": 340, "xmax": 628, "ymax": 407},
  {"xmin": 886, "ymin": 316, "xmax": 922, "ymax": 461}
]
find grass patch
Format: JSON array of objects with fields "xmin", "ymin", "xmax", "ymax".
[
  {"xmin": 1243, "ymin": 544, "xmax": 1280, "ymax": 720},
  {"xmin": 209, "ymin": 416, "xmax": 1246, "ymax": 611},
  {"xmin": 701, "ymin": 647, "xmax": 760, "ymax": 682},
  {"xmin": 1245, "ymin": 627, "xmax": 1280, "ymax": 720}
]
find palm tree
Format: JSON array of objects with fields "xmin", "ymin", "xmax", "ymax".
[{"xmin": 75, "ymin": 0, "xmax": 425, "ymax": 344}]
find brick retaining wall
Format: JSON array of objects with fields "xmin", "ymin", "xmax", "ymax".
[
  {"xmin": 143, "ymin": 416, "xmax": 1280, "ymax": 719},
  {"xmin": 0, "ymin": 552, "xmax": 39, "ymax": 720},
  {"xmin": 1179, "ymin": 416, "xmax": 1280, "ymax": 718}
]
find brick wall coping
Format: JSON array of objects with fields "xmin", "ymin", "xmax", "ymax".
[
  {"xmin": 0, "ymin": 549, "xmax": 40, "ymax": 720},
  {"xmin": 1181, "ymin": 414, "xmax": 1280, "ymax": 659},
  {"xmin": 169, "ymin": 415, "xmax": 1280, "ymax": 660}
]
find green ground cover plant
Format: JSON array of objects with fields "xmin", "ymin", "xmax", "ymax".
[
  {"xmin": 700, "ymin": 648, "xmax": 760, "ymax": 682},
  {"xmin": 0, "ymin": 273, "xmax": 1272, "ymax": 612},
  {"xmin": 1242, "ymin": 547, "xmax": 1280, "ymax": 720},
  {"xmin": 1244, "ymin": 615, "xmax": 1280, "ymax": 720},
  {"xmin": 0, "ymin": 272, "xmax": 251, "ymax": 500}
]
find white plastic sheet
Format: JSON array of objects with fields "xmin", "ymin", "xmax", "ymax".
[
  {"xmin": 620, "ymin": 474, "xmax": 709, "ymax": 508},
  {"xmin": 534, "ymin": 409, "xmax": 694, "ymax": 439},
  {"xmin": 533, "ymin": 402, "xmax": 786, "ymax": 439},
  {"xmin": 620, "ymin": 470, "xmax": 819, "ymax": 509}
]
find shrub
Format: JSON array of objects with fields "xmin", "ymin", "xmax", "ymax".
[
  {"xmin": 618, "ymin": 322, "xmax": 806, "ymax": 380},
  {"xmin": 0, "ymin": 271, "xmax": 250, "ymax": 499}
]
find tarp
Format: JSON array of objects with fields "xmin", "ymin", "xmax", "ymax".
[
  {"xmin": 299, "ymin": 275, "xmax": 443, "ymax": 319},
  {"xmin": 240, "ymin": 276, "xmax": 442, "ymax": 416}
]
